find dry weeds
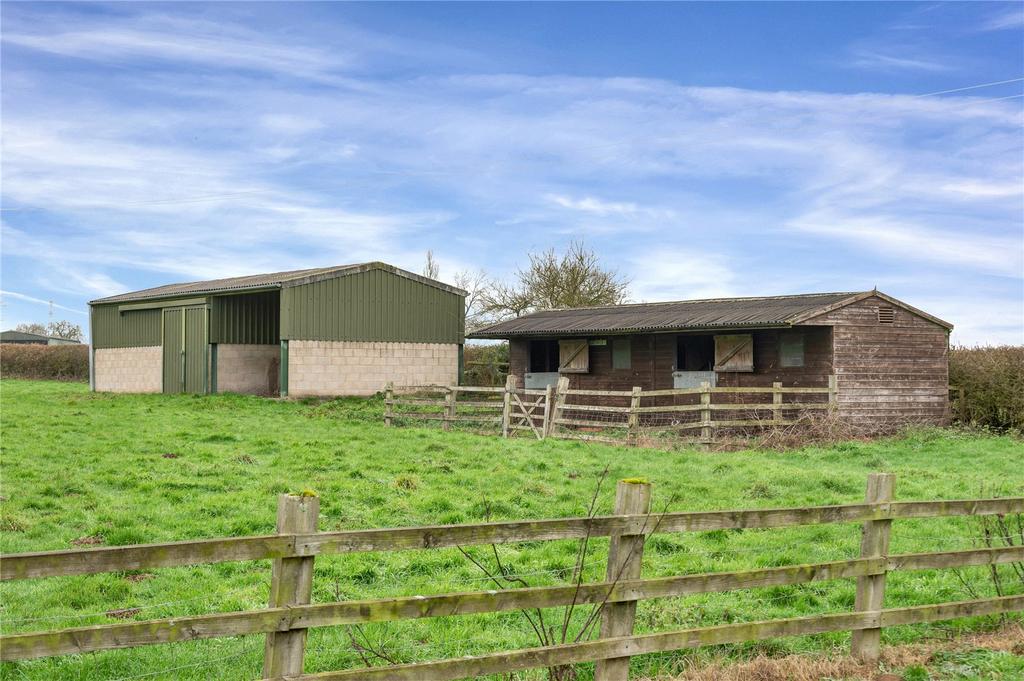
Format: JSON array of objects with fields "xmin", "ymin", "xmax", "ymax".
[{"xmin": 647, "ymin": 624, "xmax": 1023, "ymax": 681}]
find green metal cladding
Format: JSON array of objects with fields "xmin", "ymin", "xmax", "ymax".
[
  {"xmin": 91, "ymin": 266, "xmax": 465, "ymax": 350},
  {"xmin": 91, "ymin": 304, "xmax": 161, "ymax": 349},
  {"xmin": 281, "ymin": 268, "xmax": 465, "ymax": 344},
  {"xmin": 210, "ymin": 291, "xmax": 279, "ymax": 345}
]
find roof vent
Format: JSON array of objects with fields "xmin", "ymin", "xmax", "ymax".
[{"xmin": 877, "ymin": 306, "xmax": 895, "ymax": 324}]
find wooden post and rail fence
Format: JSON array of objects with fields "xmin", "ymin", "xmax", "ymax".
[
  {"xmin": 384, "ymin": 375, "xmax": 839, "ymax": 446},
  {"xmin": 2, "ymin": 474, "xmax": 1023, "ymax": 679}
]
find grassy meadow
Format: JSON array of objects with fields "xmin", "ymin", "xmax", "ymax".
[{"xmin": 0, "ymin": 379, "xmax": 1022, "ymax": 680}]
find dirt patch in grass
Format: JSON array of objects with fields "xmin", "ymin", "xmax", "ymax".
[
  {"xmin": 123, "ymin": 572, "xmax": 156, "ymax": 583},
  {"xmin": 105, "ymin": 608, "xmax": 142, "ymax": 620},
  {"xmin": 70, "ymin": 534, "xmax": 104, "ymax": 546},
  {"xmin": 656, "ymin": 624, "xmax": 1024, "ymax": 681}
]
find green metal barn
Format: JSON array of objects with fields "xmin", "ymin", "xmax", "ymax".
[{"xmin": 88, "ymin": 263, "xmax": 466, "ymax": 396}]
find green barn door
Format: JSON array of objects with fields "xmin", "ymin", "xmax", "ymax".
[
  {"xmin": 183, "ymin": 306, "xmax": 208, "ymax": 394},
  {"xmin": 162, "ymin": 306, "xmax": 208, "ymax": 394},
  {"xmin": 162, "ymin": 308, "xmax": 184, "ymax": 394}
]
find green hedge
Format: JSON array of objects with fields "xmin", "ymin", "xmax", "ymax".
[
  {"xmin": 949, "ymin": 345, "xmax": 1024, "ymax": 431},
  {"xmin": 0, "ymin": 344, "xmax": 89, "ymax": 381},
  {"xmin": 462, "ymin": 342, "xmax": 508, "ymax": 387}
]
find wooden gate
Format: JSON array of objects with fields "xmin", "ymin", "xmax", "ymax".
[{"xmin": 162, "ymin": 306, "xmax": 208, "ymax": 394}]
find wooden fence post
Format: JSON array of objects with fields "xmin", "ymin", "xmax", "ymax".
[
  {"xmin": 772, "ymin": 381, "xmax": 783, "ymax": 425},
  {"xmin": 263, "ymin": 493, "xmax": 319, "ymax": 679},
  {"xmin": 501, "ymin": 374, "xmax": 516, "ymax": 438},
  {"xmin": 850, "ymin": 472, "xmax": 894, "ymax": 664},
  {"xmin": 596, "ymin": 479, "xmax": 652, "ymax": 681},
  {"xmin": 443, "ymin": 388, "xmax": 454, "ymax": 432},
  {"xmin": 384, "ymin": 382, "xmax": 394, "ymax": 427},
  {"xmin": 627, "ymin": 386, "xmax": 642, "ymax": 446},
  {"xmin": 700, "ymin": 381, "xmax": 712, "ymax": 448},
  {"xmin": 828, "ymin": 374, "xmax": 838, "ymax": 412},
  {"xmin": 541, "ymin": 384, "xmax": 554, "ymax": 439},
  {"xmin": 551, "ymin": 375, "xmax": 570, "ymax": 437}
]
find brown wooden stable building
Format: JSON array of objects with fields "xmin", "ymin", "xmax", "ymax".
[{"xmin": 469, "ymin": 291, "xmax": 953, "ymax": 430}]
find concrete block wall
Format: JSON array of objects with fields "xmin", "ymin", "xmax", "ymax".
[
  {"xmin": 217, "ymin": 344, "xmax": 279, "ymax": 395},
  {"xmin": 94, "ymin": 346, "xmax": 162, "ymax": 393},
  {"xmin": 288, "ymin": 340, "xmax": 459, "ymax": 397}
]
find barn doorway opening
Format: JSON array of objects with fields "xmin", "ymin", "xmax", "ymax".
[
  {"xmin": 525, "ymin": 339, "xmax": 561, "ymax": 389},
  {"xmin": 673, "ymin": 334, "xmax": 716, "ymax": 388}
]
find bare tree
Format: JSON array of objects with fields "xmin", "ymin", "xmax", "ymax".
[
  {"xmin": 453, "ymin": 268, "xmax": 492, "ymax": 332},
  {"xmin": 420, "ymin": 252, "xmax": 493, "ymax": 331},
  {"xmin": 422, "ymin": 250, "xmax": 440, "ymax": 280},
  {"xmin": 480, "ymin": 241, "xmax": 629, "ymax": 321},
  {"xmin": 47, "ymin": 320, "xmax": 83, "ymax": 341},
  {"xmin": 14, "ymin": 322, "xmax": 48, "ymax": 336}
]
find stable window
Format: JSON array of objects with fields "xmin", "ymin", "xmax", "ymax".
[
  {"xmin": 714, "ymin": 334, "xmax": 754, "ymax": 372},
  {"xmin": 779, "ymin": 333, "xmax": 805, "ymax": 368},
  {"xmin": 612, "ymin": 338, "xmax": 631, "ymax": 370},
  {"xmin": 676, "ymin": 335, "xmax": 715, "ymax": 371},
  {"xmin": 558, "ymin": 338, "xmax": 590, "ymax": 373},
  {"xmin": 528, "ymin": 340, "xmax": 560, "ymax": 372}
]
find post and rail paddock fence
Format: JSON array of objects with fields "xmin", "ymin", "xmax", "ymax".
[
  {"xmin": 2, "ymin": 474, "xmax": 1023, "ymax": 680},
  {"xmin": 384, "ymin": 375, "xmax": 838, "ymax": 446}
]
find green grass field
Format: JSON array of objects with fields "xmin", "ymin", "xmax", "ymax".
[{"xmin": 1, "ymin": 380, "xmax": 1022, "ymax": 680}]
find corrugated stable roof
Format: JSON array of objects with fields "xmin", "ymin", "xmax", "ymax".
[
  {"xmin": 90, "ymin": 262, "xmax": 466, "ymax": 304},
  {"xmin": 469, "ymin": 290, "xmax": 951, "ymax": 338}
]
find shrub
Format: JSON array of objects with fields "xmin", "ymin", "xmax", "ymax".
[
  {"xmin": 949, "ymin": 345, "xmax": 1024, "ymax": 431},
  {"xmin": 462, "ymin": 342, "xmax": 508, "ymax": 387},
  {"xmin": 0, "ymin": 343, "xmax": 89, "ymax": 381}
]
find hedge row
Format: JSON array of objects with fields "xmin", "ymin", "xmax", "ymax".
[
  {"xmin": 0, "ymin": 344, "xmax": 89, "ymax": 381},
  {"xmin": 949, "ymin": 345, "xmax": 1024, "ymax": 431}
]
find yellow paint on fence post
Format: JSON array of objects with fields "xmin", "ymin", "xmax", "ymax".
[{"xmin": 595, "ymin": 478, "xmax": 652, "ymax": 681}]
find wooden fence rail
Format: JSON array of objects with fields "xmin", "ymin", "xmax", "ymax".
[
  {"xmin": 2, "ymin": 475, "xmax": 1022, "ymax": 681},
  {"xmin": 384, "ymin": 375, "xmax": 838, "ymax": 446}
]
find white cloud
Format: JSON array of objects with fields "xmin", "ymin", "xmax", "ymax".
[
  {"xmin": 627, "ymin": 251, "xmax": 738, "ymax": 302},
  {"xmin": 1, "ymin": 14, "xmax": 353, "ymax": 82},
  {"xmin": 544, "ymin": 194, "xmax": 678, "ymax": 221},
  {"xmin": 850, "ymin": 50, "xmax": 952, "ymax": 73},
  {"xmin": 259, "ymin": 114, "xmax": 326, "ymax": 136},
  {"xmin": 1, "ymin": 5, "xmax": 1020, "ymax": 343},
  {"xmin": 913, "ymin": 294, "xmax": 1024, "ymax": 346},
  {"xmin": 978, "ymin": 8, "xmax": 1024, "ymax": 31},
  {"xmin": 546, "ymin": 194, "xmax": 643, "ymax": 216},
  {"xmin": 940, "ymin": 181, "xmax": 1023, "ymax": 199},
  {"xmin": 789, "ymin": 213, "xmax": 1023, "ymax": 278}
]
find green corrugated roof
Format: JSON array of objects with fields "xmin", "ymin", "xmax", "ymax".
[{"xmin": 90, "ymin": 262, "xmax": 466, "ymax": 304}]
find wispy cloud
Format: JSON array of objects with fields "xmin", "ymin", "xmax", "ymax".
[
  {"xmin": 544, "ymin": 194, "xmax": 677, "ymax": 220},
  {"xmin": 789, "ymin": 213, "xmax": 1023, "ymax": 278},
  {"xmin": 1, "ymin": 4, "xmax": 1020, "ymax": 343},
  {"xmin": 2, "ymin": 14, "xmax": 353, "ymax": 82},
  {"xmin": 849, "ymin": 50, "xmax": 952, "ymax": 73},
  {"xmin": 978, "ymin": 7, "xmax": 1024, "ymax": 32},
  {"xmin": 628, "ymin": 251, "xmax": 738, "ymax": 302}
]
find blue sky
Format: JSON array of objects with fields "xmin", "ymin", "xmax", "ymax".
[{"xmin": 1, "ymin": 1, "xmax": 1022, "ymax": 344}]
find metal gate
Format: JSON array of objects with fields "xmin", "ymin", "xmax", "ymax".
[{"xmin": 162, "ymin": 306, "xmax": 208, "ymax": 394}]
